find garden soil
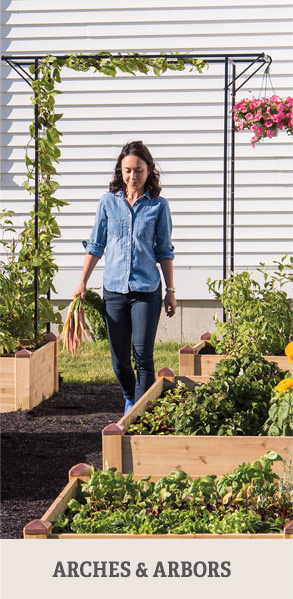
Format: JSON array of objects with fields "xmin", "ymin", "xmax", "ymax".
[{"xmin": 0, "ymin": 381, "xmax": 123, "ymax": 538}]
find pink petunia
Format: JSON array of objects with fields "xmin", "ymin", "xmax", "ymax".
[
  {"xmin": 233, "ymin": 100, "xmax": 245, "ymax": 110},
  {"xmin": 266, "ymin": 129, "xmax": 275, "ymax": 138},
  {"xmin": 265, "ymin": 120, "xmax": 273, "ymax": 127},
  {"xmin": 277, "ymin": 121, "xmax": 285, "ymax": 129},
  {"xmin": 271, "ymin": 114, "xmax": 280, "ymax": 122},
  {"xmin": 250, "ymin": 135, "xmax": 258, "ymax": 148},
  {"xmin": 252, "ymin": 109, "xmax": 262, "ymax": 122},
  {"xmin": 285, "ymin": 97, "xmax": 293, "ymax": 107},
  {"xmin": 251, "ymin": 124, "xmax": 257, "ymax": 132},
  {"xmin": 256, "ymin": 126, "xmax": 265, "ymax": 136},
  {"xmin": 249, "ymin": 99, "xmax": 261, "ymax": 110},
  {"xmin": 238, "ymin": 120, "xmax": 246, "ymax": 130}
]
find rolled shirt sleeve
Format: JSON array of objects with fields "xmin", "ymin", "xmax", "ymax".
[
  {"xmin": 82, "ymin": 197, "xmax": 107, "ymax": 258},
  {"xmin": 154, "ymin": 197, "xmax": 175, "ymax": 262}
]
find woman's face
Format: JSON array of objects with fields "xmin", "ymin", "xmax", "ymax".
[{"xmin": 121, "ymin": 154, "xmax": 150, "ymax": 197}]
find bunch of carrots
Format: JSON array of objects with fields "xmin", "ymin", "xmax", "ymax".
[{"xmin": 61, "ymin": 296, "xmax": 90, "ymax": 355}]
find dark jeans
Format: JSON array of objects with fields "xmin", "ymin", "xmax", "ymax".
[{"xmin": 103, "ymin": 283, "xmax": 162, "ymax": 402}]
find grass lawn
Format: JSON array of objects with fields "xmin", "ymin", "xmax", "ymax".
[{"xmin": 59, "ymin": 339, "xmax": 186, "ymax": 384}]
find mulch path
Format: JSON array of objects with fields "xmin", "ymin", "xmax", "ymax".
[{"xmin": 0, "ymin": 381, "xmax": 123, "ymax": 539}]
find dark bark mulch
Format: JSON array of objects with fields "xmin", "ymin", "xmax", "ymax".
[{"xmin": 0, "ymin": 381, "xmax": 123, "ymax": 539}]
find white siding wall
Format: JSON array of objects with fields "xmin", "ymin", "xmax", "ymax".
[{"xmin": 1, "ymin": 0, "xmax": 293, "ymax": 303}]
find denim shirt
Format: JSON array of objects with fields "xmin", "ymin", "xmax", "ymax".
[{"xmin": 82, "ymin": 189, "xmax": 174, "ymax": 293}]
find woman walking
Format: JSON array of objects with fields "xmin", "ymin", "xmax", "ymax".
[{"xmin": 73, "ymin": 141, "xmax": 176, "ymax": 413}]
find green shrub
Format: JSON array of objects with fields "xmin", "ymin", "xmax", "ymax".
[{"xmin": 207, "ymin": 256, "xmax": 293, "ymax": 357}]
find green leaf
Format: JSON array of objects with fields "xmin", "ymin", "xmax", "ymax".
[{"xmin": 263, "ymin": 451, "xmax": 283, "ymax": 462}]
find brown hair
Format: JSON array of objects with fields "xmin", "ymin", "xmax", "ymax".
[{"xmin": 109, "ymin": 140, "xmax": 162, "ymax": 197}]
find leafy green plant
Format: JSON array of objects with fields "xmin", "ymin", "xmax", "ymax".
[
  {"xmin": 0, "ymin": 209, "xmax": 63, "ymax": 354},
  {"xmin": 52, "ymin": 452, "xmax": 292, "ymax": 535},
  {"xmin": 127, "ymin": 355, "xmax": 287, "ymax": 436},
  {"xmin": 207, "ymin": 256, "xmax": 293, "ymax": 357},
  {"xmin": 261, "ymin": 372, "xmax": 293, "ymax": 436},
  {"xmin": 83, "ymin": 288, "xmax": 107, "ymax": 341}
]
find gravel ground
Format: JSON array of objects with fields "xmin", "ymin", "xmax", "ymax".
[{"xmin": 0, "ymin": 381, "xmax": 123, "ymax": 538}]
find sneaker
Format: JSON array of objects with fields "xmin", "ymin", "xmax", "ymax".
[{"xmin": 124, "ymin": 397, "xmax": 136, "ymax": 415}]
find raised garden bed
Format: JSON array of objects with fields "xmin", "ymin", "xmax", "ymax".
[
  {"xmin": 179, "ymin": 335, "xmax": 290, "ymax": 377},
  {"xmin": 0, "ymin": 333, "xmax": 59, "ymax": 412},
  {"xmin": 102, "ymin": 371, "xmax": 292, "ymax": 479},
  {"xmin": 23, "ymin": 462, "xmax": 293, "ymax": 539}
]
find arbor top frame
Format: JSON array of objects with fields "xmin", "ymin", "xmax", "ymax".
[
  {"xmin": 2, "ymin": 52, "xmax": 271, "ymax": 94},
  {"xmin": 1, "ymin": 50, "xmax": 271, "ymax": 331}
]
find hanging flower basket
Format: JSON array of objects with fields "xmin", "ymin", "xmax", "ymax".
[{"xmin": 232, "ymin": 95, "xmax": 293, "ymax": 147}]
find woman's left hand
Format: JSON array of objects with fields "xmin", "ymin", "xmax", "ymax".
[{"xmin": 164, "ymin": 291, "xmax": 177, "ymax": 318}]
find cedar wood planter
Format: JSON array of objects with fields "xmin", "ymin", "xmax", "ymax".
[
  {"xmin": 23, "ymin": 463, "xmax": 293, "ymax": 540},
  {"xmin": 0, "ymin": 333, "xmax": 59, "ymax": 412},
  {"xmin": 102, "ymin": 370, "xmax": 293, "ymax": 480},
  {"xmin": 179, "ymin": 332, "xmax": 290, "ymax": 377}
]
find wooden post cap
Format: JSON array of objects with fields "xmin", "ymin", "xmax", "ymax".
[
  {"xmin": 200, "ymin": 332, "xmax": 212, "ymax": 340},
  {"xmin": 102, "ymin": 423, "xmax": 124, "ymax": 436},
  {"xmin": 157, "ymin": 366, "xmax": 176, "ymax": 377},
  {"xmin": 23, "ymin": 519, "xmax": 52, "ymax": 536},
  {"xmin": 69, "ymin": 463, "xmax": 92, "ymax": 478},
  {"xmin": 179, "ymin": 345, "xmax": 195, "ymax": 354},
  {"xmin": 15, "ymin": 348, "xmax": 32, "ymax": 358},
  {"xmin": 284, "ymin": 521, "xmax": 293, "ymax": 537},
  {"xmin": 44, "ymin": 332, "xmax": 57, "ymax": 342}
]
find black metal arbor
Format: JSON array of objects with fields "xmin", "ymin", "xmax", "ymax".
[{"xmin": 1, "ymin": 51, "xmax": 271, "ymax": 332}]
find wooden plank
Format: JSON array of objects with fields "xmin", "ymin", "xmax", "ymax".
[
  {"xmin": 55, "ymin": 533, "xmax": 283, "ymax": 539},
  {"xmin": 41, "ymin": 478, "xmax": 79, "ymax": 524},
  {"xmin": 15, "ymin": 355, "xmax": 31, "ymax": 410},
  {"xmin": 182, "ymin": 353, "xmax": 291, "ymax": 376},
  {"xmin": 117, "ymin": 378, "xmax": 164, "ymax": 430},
  {"xmin": 179, "ymin": 346, "xmax": 195, "ymax": 376},
  {"xmin": 54, "ymin": 339, "xmax": 59, "ymax": 392},
  {"xmin": 122, "ymin": 436, "xmax": 293, "ymax": 478},
  {"xmin": 195, "ymin": 355, "xmax": 227, "ymax": 376},
  {"xmin": 30, "ymin": 342, "xmax": 56, "ymax": 408},
  {"xmin": 0, "ymin": 358, "xmax": 15, "ymax": 408},
  {"xmin": 102, "ymin": 424, "xmax": 123, "ymax": 472},
  {"xmin": 265, "ymin": 356, "xmax": 290, "ymax": 371}
]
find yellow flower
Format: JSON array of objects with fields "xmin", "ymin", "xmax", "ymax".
[
  {"xmin": 274, "ymin": 378, "xmax": 293, "ymax": 393},
  {"xmin": 285, "ymin": 342, "xmax": 293, "ymax": 364}
]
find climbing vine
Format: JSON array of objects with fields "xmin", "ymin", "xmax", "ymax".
[{"xmin": 2, "ymin": 52, "xmax": 207, "ymax": 353}]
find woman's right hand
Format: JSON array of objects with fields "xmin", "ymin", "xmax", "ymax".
[
  {"xmin": 72, "ymin": 254, "xmax": 99, "ymax": 303},
  {"xmin": 73, "ymin": 281, "xmax": 87, "ymax": 303}
]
